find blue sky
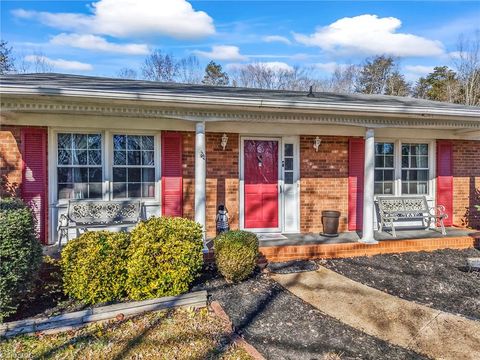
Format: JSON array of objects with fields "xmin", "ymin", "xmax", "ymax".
[{"xmin": 2, "ymin": 0, "xmax": 479, "ymax": 81}]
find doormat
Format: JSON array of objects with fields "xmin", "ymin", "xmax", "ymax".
[{"xmin": 258, "ymin": 233, "xmax": 288, "ymax": 241}]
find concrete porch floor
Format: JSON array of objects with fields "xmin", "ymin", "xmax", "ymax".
[{"xmin": 259, "ymin": 227, "xmax": 477, "ymax": 247}]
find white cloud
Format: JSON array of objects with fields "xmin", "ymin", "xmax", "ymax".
[
  {"xmin": 294, "ymin": 14, "xmax": 444, "ymax": 57},
  {"xmin": 314, "ymin": 62, "xmax": 343, "ymax": 73},
  {"xmin": 13, "ymin": 0, "xmax": 215, "ymax": 40},
  {"xmin": 227, "ymin": 62, "xmax": 294, "ymax": 72},
  {"xmin": 24, "ymin": 55, "xmax": 93, "ymax": 71},
  {"xmin": 403, "ymin": 65, "xmax": 435, "ymax": 76},
  {"xmin": 262, "ymin": 35, "xmax": 291, "ymax": 45},
  {"xmin": 50, "ymin": 33, "xmax": 149, "ymax": 55},
  {"xmin": 194, "ymin": 45, "xmax": 247, "ymax": 61}
]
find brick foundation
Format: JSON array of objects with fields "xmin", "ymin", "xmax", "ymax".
[
  {"xmin": 300, "ymin": 135, "xmax": 349, "ymax": 233},
  {"xmin": 452, "ymin": 140, "xmax": 480, "ymax": 230},
  {"xmin": 258, "ymin": 234, "xmax": 480, "ymax": 262}
]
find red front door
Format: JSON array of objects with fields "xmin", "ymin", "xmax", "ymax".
[{"xmin": 244, "ymin": 140, "xmax": 279, "ymax": 229}]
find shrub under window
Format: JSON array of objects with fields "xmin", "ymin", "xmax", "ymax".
[
  {"xmin": 126, "ymin": 217, "xmax": 203, "ymax": 300},
  {"xmin": 61, "ymin": 231, "xmax": 130, "ymax": 304},
  {"xmin": 0, "ymin": 198, "xmax": 42, "ymax": 322}
]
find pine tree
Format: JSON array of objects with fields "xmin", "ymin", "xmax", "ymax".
[{"xmin": 202, "ymin": 61, "xmax": 229, "ymax": 86}]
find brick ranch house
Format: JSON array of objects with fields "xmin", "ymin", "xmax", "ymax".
[{"xmin": 1, "ymin": 74, "xmax": 479, "ymax": 260}]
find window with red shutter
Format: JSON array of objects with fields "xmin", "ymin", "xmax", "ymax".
[
  {"xmin": 21, "ymin": 128, "xmax": 48, "ymax": 244},
  {"xmin": 161, "ymin": 132, "xmax": 183, "ymax": 217}
]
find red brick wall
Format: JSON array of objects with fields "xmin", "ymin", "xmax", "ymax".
[
  {"xmin": 300, "ymin": 135, "xmax": 349, "ymax": 233},
  {"xmin": 181, "ymin": 131, "xmax": 195, "ymax": 220},
  {"xmin": 452, "ymin": 139, "xmax": 480, "ymax": 229},
  {"xmin": 0, "ymin": 125, "xmax": 23, "ymax": 197},
  {"xmin": 206, "ymin": 133, "xmax": 239, "ymax": 237}
]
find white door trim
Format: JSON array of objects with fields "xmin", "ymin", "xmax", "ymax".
[
  {"xmin": 239, "ymin": 136, "xmax": 282, "ymax": 233},
  {"xmin": 281, "ymin": 136, "xmax": 300, "ymax": 233}
]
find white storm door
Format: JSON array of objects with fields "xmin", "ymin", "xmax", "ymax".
[{"xmin": 282, "ymin": 136, "xmax": 300, "ymax": 233}]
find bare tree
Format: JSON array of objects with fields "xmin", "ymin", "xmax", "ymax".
[
  {"xmin": 327, "ymin": 65, "xmax": 358, "ymax": 93},
  {"xmin": 453, "ymin": 31, "xmax": 480, "ymax": 106},
  {"xmin": 385, "ymin": 71, "xmax": 411, "ymax": 96},
  {"xmin": 29, "ymin": 51, "xmax": 54, "ymax": 73},
  {"xmin": 117, "ymin": 67, "xmax": 138, "ymax": 79},
  {"xmin": 142, "ymin": 50, "xmax": 178, "ymax": 82},
  {"xmin": 356, "ymin": 55, "xmax": 396, "ymax": 94},
  {"xmin": 177, "ymin": 55, "xmax": 202, "ymax": 84}
]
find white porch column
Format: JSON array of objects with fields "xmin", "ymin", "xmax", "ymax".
[
  {"xmin": 360, "ymin": 128, "xmax": 378, "ymax": 244},
  {"xmin": 194, "ymin": 122, "xmax": 207, "ymax": 249}
]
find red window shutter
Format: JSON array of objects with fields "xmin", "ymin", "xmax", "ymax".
[
  {"xmin": 162, "ymin": 132, "xmax": 183, "ymax": 217},
  {"xmin": 436, "ymin": 141, "xmax": 453, "ymax": 226},
  {"xmin": 348, "ymin": 138, "xmax": 365, "ymax": 231},
  {"xmin": 21, "ymin": 128, "xmax": 48, "ymax": 244}
]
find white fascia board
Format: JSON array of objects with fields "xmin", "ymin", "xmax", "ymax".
[{"xmin": 1, "ymin": 84, "xmax": 480, "ymax": 121}]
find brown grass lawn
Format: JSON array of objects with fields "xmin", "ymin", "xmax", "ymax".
[{"xmin": 0, "ymin": 308, "xmax": 253, "ymax": 360}]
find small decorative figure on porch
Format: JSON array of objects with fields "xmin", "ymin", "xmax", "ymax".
[{"xmin": 216, "ymin": 204, "xmax": 229, "ymax": 234}]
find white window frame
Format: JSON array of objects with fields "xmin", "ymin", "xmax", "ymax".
[
  {"xmin": 375, "ymin": 138, "xmax": 436, "ymax": 200},
  {"xmin": 109, "ymin": 131, "xmax": 161, "ymax": 203}
]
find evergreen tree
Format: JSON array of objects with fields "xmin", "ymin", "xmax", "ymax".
[
  {"xmin": 0, "ymin": 40, "xmax": 15, "ymax": 75},
  {"xmin": 202, "ymin": 61, "xmax": 229, "ymax": 86}
]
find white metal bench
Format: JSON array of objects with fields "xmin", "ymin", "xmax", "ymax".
[
  {"xmin": 57, "ymin": 199, "xmax": 142, "ymax": 249},
  {"xmin": 377, "ymin": 196, "xmax": 447, "ymax": 237}
]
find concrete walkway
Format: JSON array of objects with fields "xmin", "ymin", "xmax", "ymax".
[{"xmin": 271, "ymin": 267, "xmax": 480, "ymax": 360}]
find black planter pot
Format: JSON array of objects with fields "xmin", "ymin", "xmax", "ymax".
[{"xmin": 321, "ymin": 210, "xmax": 341, "ymax": 237}]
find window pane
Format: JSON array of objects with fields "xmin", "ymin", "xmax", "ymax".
[
  {"xmin": 418, "ymin": 156, "xmax": 428, "ymax": 168},
  {"xmin": 375, "ymin": 143, "xmax": 384, "ymax": 154},
  {"xmin": 418, "ymin": 170, "xmax": 429, "ymax": 181},
  {"xmin": 384, "ymin": 143, "xmax": 394, "ymax": 155},
  {"xmin": 384, "ymin": 182, "xmax": 394, "ymax": 194},
  {"xmin": 402, "ymin": 182, "xmax": 409, "ymax": 194},
  {"xmin": 127, "ymin": 151, "xmax": 141, "ymax": 165},
  {"xmin": 73, "ymin": 134, "xmax": 87, "ymax": 149},
  {"xmin": 58, "ymin": 134, "xmax": 71, "ymax": 149},
  {"xmin": 73, "ymin": 183, "xmax": 88, "ymax": 198},
  {"xmin": 142, "ymin": 168, "xmax": 155, "ymax": 182},
  {"xmin": 113, "ymin": 167, "xmax": 126, "ymax": 182},
  {"xmin": 58, "ymin": 168, "xmax": 72, "ymax": 183},
  {"xmin": 88, "ymin": 134, "xmax": 101, "ymax": 149},
  {"xmin": 113, "ymin": 183, "xmax": 127, "ymax": 198},
  {"xmin": 73, "ymin": 149, "xmax": 88, "ymax": 165},
  {"xmin": 374, "ymin": 183, "xmax": 383, "ymax": 194},
  {"xmin": 127, "ymin": 135, "xmax": 141, "ymax": 150},
  {"xmin": 409, "ymin": 182, "xmax": 418, "ymax": 194},
  {"xmin": 142, "ymin": 151, "xmax": 154, "ymax": 166},
  {"xmin": 128, "ymin": 168, "xmax": 141, "ymax": 182},
  {"xmin": 142, "ymin": 136, "xmax": 154, "ymax": 150},
  {"xmin": 284, "ymin": 171, "xmax": 293, "ymax": 184},
  {"xmin": 375, "ymin": 170, "xmax": 383, "ymax": 181},
  {"xmin": 384, "ymin": 170, "xmax": 394, "ymax": 181},
  {"xmin": 375, "ymin": 156, "xmax": 384, "ymax": 167},
  {"xmin": 285, "ymin": 158, "xmax": 293, "ymax": 171},
  {"xmin": 417, "ymin": 182, "xmax": 428, "ymax": 194},
  {"xmin": 58, "ymin": 150, "xmax": 71, "ymax": 165},
  {"xmin": 88, "ymin": 183, "xmax": 103, "ymax": 199},
  {"xmin": 89, "ymin": 167, "xmax": 102, "ymax": 182},
  {"xmin": 88, "ymin": 150, "xmax": 102, "ymax": 165},
  {"xmin": 114, "ymin": 135, "xmax": 126, "ymax": 150},
  {"xmin": 418, "ymin": 144, "xmax": 428, "ymax": 155},
  {"xmin": 114, "ymin": 150, "xmax": 126, "ymax": 165},
  {"xmin": 58, "ymin": 184, "xmax": 73, "ymax": 199},
  {"xmin": 142, "ymin": 183, "xmax": 156, "ymax": 198},
  {"xmin": 284, "ymin": 144, "xmax": 293, "ymax": 157},
  {"xmin": 128, "ymin": 183, "xmax": 141, "ymax": 198},
  {"xmin": 74, "ymin": 168, "xmax": 89, "ymax": 182}
]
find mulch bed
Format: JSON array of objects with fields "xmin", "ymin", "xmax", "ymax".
[
  {"xmin": 194, "ymin": 271, "xmax": 427, "ymax": 360},
  {"xmin": 323, "ymin": 248, "xmax": 480, "ymax": 320}
]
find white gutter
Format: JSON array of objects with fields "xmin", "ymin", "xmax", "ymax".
[{"xmin": 1, "ymin": 84, "xmax": 480, "ymax": 120}]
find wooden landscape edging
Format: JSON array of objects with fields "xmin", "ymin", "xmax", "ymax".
[{"xmin": 0, "ymin": 290, "xmax": 207, "ymax": 338}]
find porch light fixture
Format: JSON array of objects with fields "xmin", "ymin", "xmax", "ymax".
[
  {"xmin": 313, "ymin": 136, "xmax": 322, "ymax": 152},
  {"xmin": 221, "ymin": 133, "xmax": 228, "ymax": 150}
]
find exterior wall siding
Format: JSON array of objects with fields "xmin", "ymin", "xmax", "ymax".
[
  {"xmin": 300, "ymin": 135, "xmax": 349, "ymax": 233},
  {"xmin": 205, "ymin": 132, "xmax": 239, "ymax": 238},
  {"xmin": 452, "ymin": 139, "xmax": 480, "ymax": 229}
]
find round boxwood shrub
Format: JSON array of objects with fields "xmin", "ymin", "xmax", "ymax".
[
  {"xmin": 0, "ymin": 198, "xmax": 42, "ymax": 322},
  {"xmin": 61, "ymin": 231, "xmax": 130, "ymax": 304},
  {"xmin": 214, "ymin": 230, "xmax": 258, "ymax": 283},
  {"xmin": 126, "ymin": 217, "xmax": 203, "ymax": 300}
]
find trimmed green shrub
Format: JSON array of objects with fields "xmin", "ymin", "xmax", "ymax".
[
  {"xmin": 126, "ymin": 217, "xmax": 203, "ymax": 300},
  {"xmin": 214, "ymin": 230, "xmax": 258, "ymax": 283},
  {"xmin": 0, "ymin": 198, "xmax": 42, "ymax": 322},
  {"xmin": 61, "ymin": 231, "xmax": 130, "ymax": 304}
]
